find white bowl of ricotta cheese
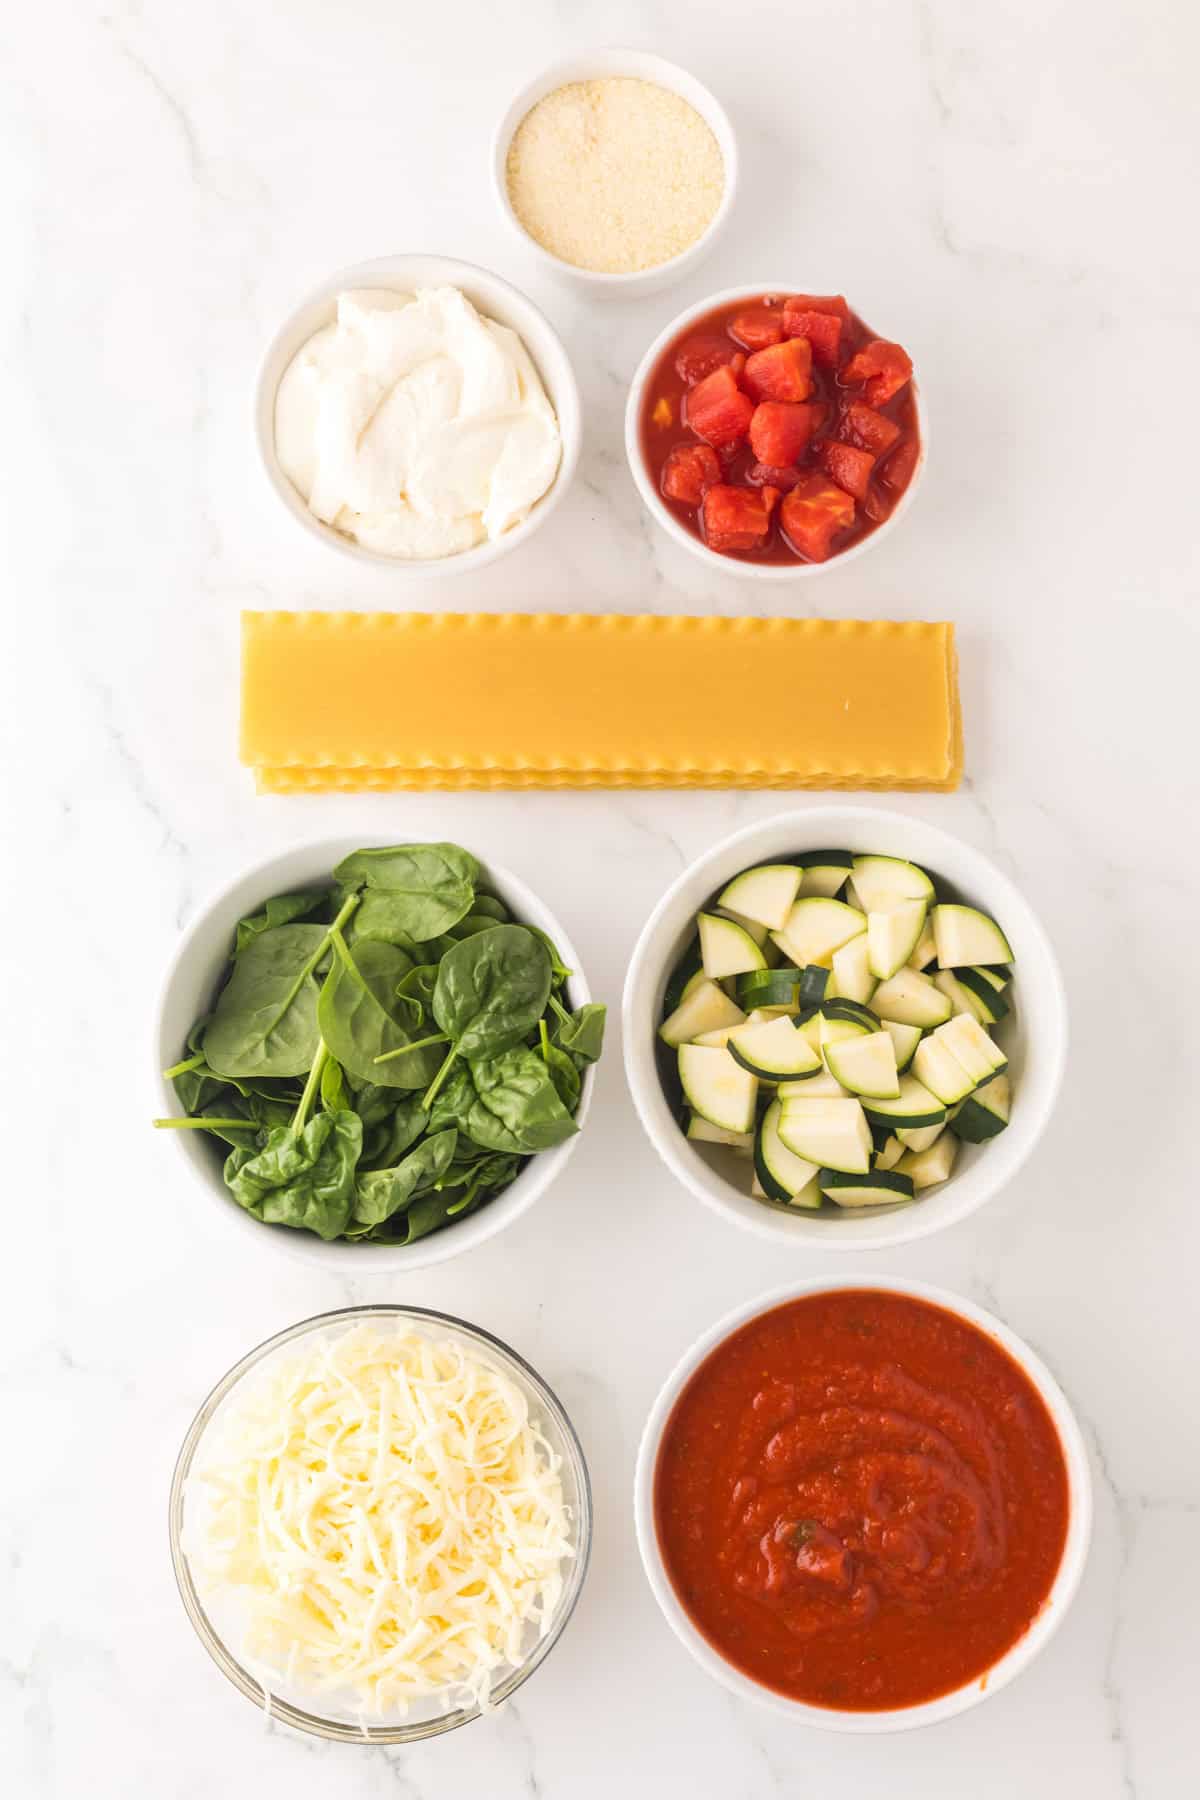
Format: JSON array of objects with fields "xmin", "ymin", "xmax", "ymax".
[{"xmin": 255, "ymin": 255, "xmax": 581, "ymax": 572}]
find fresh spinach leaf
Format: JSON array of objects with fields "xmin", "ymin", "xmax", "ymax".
[
  {"xmin": 347, "ymin": 890, "xmax": 422, "ymax": 952},
  {"xmin": 225, "ymin": 1109, "xmax": 363, "ymax": 1240},
  {"xmin": 334, "ymin": 843, "xmax": 479, "ymax": 940},
  {"xmin": 529, "ymin": 926, "xmax": 573, "ymax": 988},
  {"xmin": 469, "ymin": 895, "xmax": 509, "ymax": 923},
  {"xmin": 431, "ymin": 925, "xmax": 552, "ymax": 1069},
  {"xmin": 317, "ymin": 935, "xmax": 442, "ymax": 1090},
  {"xmin": 202, "ymin": 923, "xmax": 328, "ymax": 1079},
  {"xmin": 539, "ymin": 1019, "xmax": 582, "ymax": 1113},
  {"xmin": 202, "ymin": 895, "xmax": 356, "ymax": 1078},
  {"xmin": 549, "ymin": 998, "xmax": 607, "ymax": 1066},
  {"xmin": 358, "ymin": 1096, "xmax": 429, "ymax": 1172},
  {"xmin": 235, "ymin": 889, "xmax": 327, "ymax": 954},
  {"xmin": 348, "ymin": 1129, "xmax": 457, "ymax": 1234},
  {"xmin": 465, "ymin": 1046, "xmax": 578, "ymax": 1153}
]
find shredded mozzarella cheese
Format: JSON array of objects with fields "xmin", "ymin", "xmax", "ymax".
[{"xmin": 185, "ymin": 1324, "xmax": 573, "ymax": 1714}]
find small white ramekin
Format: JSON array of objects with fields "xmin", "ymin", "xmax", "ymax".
[
  {"xmin": 622, "ymin": 805, "xmax": 1067, "ymax": 1251},
  {"xmin": 491, "ymin": 50, "xmax": 738, "ymax": 299},
  {"xmin": 634, "ymin": 1273, "xmax": 1092, "ymax": 1732},
  {"xmin": 154, "ymin": 838, "xmax": 596, "ymax": 1272},
  {"xmin": 625, "ymin": 284, "xmax": 927, "ymax": 578},
  {"xmin": 254, "ymin": 254, "xmax": 580, "ymax": 573}
]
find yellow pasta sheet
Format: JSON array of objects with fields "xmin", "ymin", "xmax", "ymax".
[{"xmin": 242, "ymin": 612, "xmax": 962, "ymax": 792}]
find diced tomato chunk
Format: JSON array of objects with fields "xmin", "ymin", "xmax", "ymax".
[
  {"xmin": 747, "ymin": 461, "xmax": 805, "ymax": 492},
  {"xmin": 749, "ymin": 401, "xmax": 818, "ymax": 468},
  {"xmin": 729, "ymin": 306, "xmax": 785, "ymax": 352},
  {"xmin": 661, "ymin": 442, "xmax": 722, "ymax": 506},
  {"xmin": 702, "ymin": 483, "xmax": 780, "ymax": 552},
  {"xmin": 881, "ymin": 434, "xmax": 920, "ymax": 492},
  {"xmin": 840, "ymin": 401, "xmax": 902, "ymax": 456},
  {"xmin": 782, "ymin": 308, "xmax": 844, "ymax": 369},
  {"xmin": 674, "ymin": 332, "xmax": 737, "ymax": 385},
  {"xmin": 779, "ymin": 475, "xmax": 856, "ymax": 562},
  {"xmin": 820, "ymin": 440, "xmax": 876, "ymax": 502},
  {"xmin": 784, "ymin": 293, "xmax": 850, "ymax": 322},
  {"xmin": 685, "ymin": 365, "xmax": 755, "ymax": 449},
  {"xmin": 741, "ymin": 338, "xmax": 812, "ymax": 403},
  {"xmin": 842, "ymin": 338, "xmax": 913, "ymax": 405}
]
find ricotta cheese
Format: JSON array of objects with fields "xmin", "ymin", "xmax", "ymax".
[
  {"xmin": 185, "ymin": 1323, "xmax": 574, "ymax": 1714},
  {"xmin": 274, "ymin": 287, "xmax": 561, "ymax": 558}
]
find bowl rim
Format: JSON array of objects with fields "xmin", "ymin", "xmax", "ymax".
[
  {"xmin": 153, "ymin": 836, "xmax": 596, "ymax": 1271},
  {"xmin": 623, "ymin": 283, "xmax": 927, "ymax": 578},
  {"xmin": 170, "ymin": 1303, "xmax": 593, "ymax": 1743},
  {"xmin": 252, "ymin": 253, "xmax": 581, "ymax": 572},
  {"xmin": 632, "ymin": 1271, "xmax": 1093, "ymax": 1733},
  {"xmin": 621, "ymin": 804, "xmax": 1068, "ymax": 1251},
  {"xmin": 490, "ymin": 47, "xmax": 739, "ymax": 291}
]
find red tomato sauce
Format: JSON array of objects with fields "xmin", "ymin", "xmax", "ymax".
[
  {"xmin": 639, "ymin": 293, "xmax": 921, "ymax": 565},
  {"xmin": 654, "ymin": 1290, "xmax": 1069, "ymax": 1711}
]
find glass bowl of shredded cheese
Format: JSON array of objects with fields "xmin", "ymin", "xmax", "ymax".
[{"xmin": 169, "ymin": 1306, "xmax": 591, "ymax": 1742}]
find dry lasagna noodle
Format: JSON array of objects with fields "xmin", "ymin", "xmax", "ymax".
[{"xmin": 241, "ymin": 612, "xmax": 962, "ymax": 792}]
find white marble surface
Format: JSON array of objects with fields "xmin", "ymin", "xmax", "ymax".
[{"xmin": 3, "ymin": 1, "xmax": 1198, "ymax": 1794}]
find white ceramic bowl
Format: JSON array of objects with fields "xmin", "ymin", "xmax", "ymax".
[
  {"xmin": 634, "ymin": 1273, "xmax": 1092, "ymax": 1733},
  {"xmin": 154, "ymin": 839, "xmax": 596, "ymax": 1271},
  {"xmin": 625, "ymin": 285, "xmax": 927, "ymax": 579},
  {"xmin": 623, "ymin": 806, "xmax": 1067, "ymax": 1250},
  {"xmin": 492, "ymin": 49, "xmax": 738, "ymax": 298},
  {"xmin": 254, "ymin": 254, "xmax": 581, "ymax": 572}
]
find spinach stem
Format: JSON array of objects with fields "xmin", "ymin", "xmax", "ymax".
[
  {"xmin": 373, "ymin": 1032, "xmax": 449, "ymax": 1065},
  {"xmin": 538, "ymin": 1019, "xmax": 551, "ymax": 1063},
  {"xmin": 162, "ymin": 1052, "xmax": 206, "ymax": 1080},
  {"xmin": 293, "ymin": 1040, "xmax": 329, "ymax": 1133},
  {"xmin": 548, "ymin": 993, "xmax": 572, "ymax": 1028},
  {"xmin": 154, "ymin": 1117, "xmax": 251, "ymax": 1130},
  {"xmin": 421, "ymin": 1047, "xmax": 459, "ymax": 1111}
]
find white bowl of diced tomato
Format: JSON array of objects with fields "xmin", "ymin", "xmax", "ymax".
[{"xmin": 625, "ymin": 287, "xmax": 925, "ymax": 577}]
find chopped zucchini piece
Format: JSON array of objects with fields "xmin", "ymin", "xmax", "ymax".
[
  {"xmin": 798, "ymin": 850, "xmax": 854, "ymax": 897},
  {"xmin": 944, "ymin": 966, "xmax": 1010, "ymax": 1024},
  {"xmin": 777, "ymin": 1098, "xmax": 872, "ymax": 1174},
  {"xmin": 907, "ymin": 916, "xmax": 938, "ymax": 970},
  {"xmin": 829, "ymin": 932, "xmax": 876, "ymax": 1005},
  {"xmin": 881, "ymin": 1018, "xmax": 922, "ymax": 1072},
  {"xmin": 912, "ymin": 1036, "xmax": 977, "ymax": 1105},
  {"xmin": 850, "ymin": 855, "xmax": 935, "ymax": 912},
  {"xmin": 715, "ymin": 906, "xmax": 771, "ymax": 947},
  {"xmin": 736, "ymin": 968, "xmax": 803, "ymax": 1009},
  {"xmin": 716, "ymin": 864, "xmax": 803, "ymax": 931},
  {"xmin": 819, "ymin": 1168, "xmax": 915, "ymax": 1208},
  {"xmin": 867, "ymin": 898, "xmax": 929, "ymax": 980},
  {"xmin": 932, "ymin": 904, "xmax": 1014, "ymax": 969},
  {"xmin": 861, "ymin": 1075, "xmax": 947, "ymax": 1129},
  {"xmin": 728, "ymin": 1015, "xmax": 823, "ymax": 1081},
  {"xmin": 755, "ymin": 1099, "xmax": 821, "ymax": 1204},
  {"xmin": 897, "ymin": 1134, "xmax": 960, "ymax": 1189},
  {"xmin": 770, "ymin": 897, "xmax": 866, "ymax": 969},
  {"xmin": 871, "ymin": 966, "xmax": 954, "ymax": 1028},
  {"xmin": 823, "ymin": 1030, "xmax": 900, "ymax": 1099},
  {"xmin": 678, "ymin": 1045, "xmax": 757, "ymax": 1134},
  {"xmin": 873, "ymin": 1133, "xmax": 906, "ymax": 1172},
  {"xmin": 819, "ymin": 1012, "xmax": 873, "ymax": 1055},
  {"xmin": 950, "ymin": 1074, "xmax": 1011, "ymax": 1142},
  {"xmin": 659, "ymin": 979, "xmax": 745, "ymax": 1048},
  {"xmin": 895, "ymin": 1119, "xmax": 946, "ymax": 1153},
  {"xmin": 686, "ymin": 1114, "xmax": 754, "ymax": 1152},
  {"xmin": 698, "ymin": 912, "xmax": 767, "ymax": 979},
  {"xmin": 937, "ymin": 1013, "xmax": 1008, "ymax": 1081}
]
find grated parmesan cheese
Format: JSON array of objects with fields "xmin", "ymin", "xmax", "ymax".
[
  {"xmin": 506, "ymin": 77, "xmax": 724, "ymax": 274},
  {"xmin": 184, "ymin": 1323, "xmax": 573, "ymax": 1715}
]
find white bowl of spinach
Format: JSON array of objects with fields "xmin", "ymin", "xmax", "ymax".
[{"xmin": 154, "ymin": 841, "xmax": 603, "ymax": 1267}]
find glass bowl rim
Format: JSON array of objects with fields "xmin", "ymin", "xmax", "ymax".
[{"xmin": 168, "ymin": 1302, "xmax": 594, "ymax": 1744}]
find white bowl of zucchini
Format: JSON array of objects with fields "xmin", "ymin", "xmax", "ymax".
[{"xmin": 622, "ymin": 807, "xmax": 1067, "ymax": 1249}]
